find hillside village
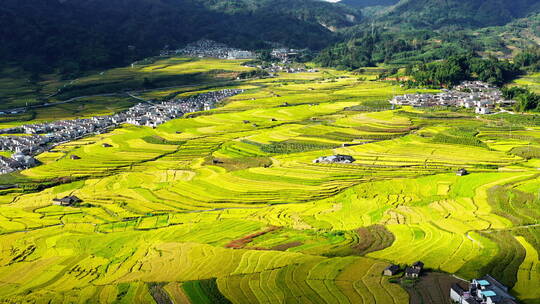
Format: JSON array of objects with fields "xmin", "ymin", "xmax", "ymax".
[
  {"xmin": 161, "ymin": 39, "xmax": 306, "ymax": 66},
  {"xmin": 390, "ymin": 81, "xmax": 515, "ymax": 114},
  {"xmin": 0, "ymin": 89, "xmax": 243, "ymax": 174},
  {"xmin": 161, "ymin": 39, "xmax": 256, "ymax": 60}
]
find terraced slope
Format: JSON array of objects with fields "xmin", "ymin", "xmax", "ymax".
[{"xmin": 0, "ymin": 59, "xmax": 538, "ymax": 303}]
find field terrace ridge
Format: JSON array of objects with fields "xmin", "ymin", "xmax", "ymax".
[{"xmin": 0, "ymin": 89, "xmax": 244, "ymax": 174}]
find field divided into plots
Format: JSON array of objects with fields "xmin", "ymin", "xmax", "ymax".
[{"xmin": 0, "ymin": 59, "xmax": 539, "ymax": 303}]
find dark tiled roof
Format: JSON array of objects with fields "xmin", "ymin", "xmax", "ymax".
[
  {"xmin": 405, "ymin": 267, "xmax": 421, "ymax": 275},
  {"xmin": 53, "ymin": 195, "xmax": 82, "ymax": 205},
  {"xmin": 465, "ymin": 298, "xmax": 481, "ymax": 304},
  {"xmin": 385, "ymin": 264, "xmax": 400, "ymax": 273},
  {"xmin": 451, "ymin": 283, "xmax": 465, "ymax": 295}
]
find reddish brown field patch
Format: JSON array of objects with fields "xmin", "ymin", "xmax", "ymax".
[
  {"xmin": 225, "ymin": 226, "xmax": 280, "ymax": 249},
  {"xmin": 353, "ymin": 224, "xmax": 395, "ymax": 255},
  {"xmin": 270, "ymin": 241, "xmax": 303, "ymax": 251}
]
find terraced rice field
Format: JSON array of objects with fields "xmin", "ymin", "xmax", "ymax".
[
  {"xmin": 0, "ymin": 60, "xmax": 539, "ymax": 303},
  {"xmin": 512, "ymin": 73, "xmax": 540, "ymax": 93}
]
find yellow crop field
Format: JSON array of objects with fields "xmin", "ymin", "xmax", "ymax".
[{"xmin": 0, "ymin": 58, "xmax": 538, "ymax": 303}]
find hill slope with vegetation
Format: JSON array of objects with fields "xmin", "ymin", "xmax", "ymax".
[
  {"xmin": 0, "ymin": 0, "xmax": 361, "ymax": 77},
  {"xmin": 339, "ymin": 0, "xmax": 399, "ymax": 9},
  {"xmin": 380, "ymin": 0, "xmax": 540, "ymax": 29},
  {"xmin": 315, "ymin": 0, "xmax": 540, "ymax": 69}
]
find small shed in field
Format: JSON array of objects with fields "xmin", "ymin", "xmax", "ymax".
[{"xmin": 383, "ymin": 264, "xmax": 400, "ymax": 276}]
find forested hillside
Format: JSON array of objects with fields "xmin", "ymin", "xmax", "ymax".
[
  {"xmin": 316, "ymin": 0, "xmax": 540, "ymax": 69},
  {"xmin": 339, "ymin": 0, "xmax": 399, "ymax": 9},
  {"xmin": 0, "ymin": 0, "xmax": 360, "ymax": 76},
  {"xmin": 380, "ymin": 0, "xmax": 540, "ymax": 29},
  {"xmin": 2, "ymin": 0, "xmax": 539, "ymax": 77}
]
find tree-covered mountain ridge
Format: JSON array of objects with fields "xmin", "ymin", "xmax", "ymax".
[
  {"xmin": 2, "ymin": 0, "xmax": 539, "ymax": 77},
  {"xmin": 385, "ymin": 0, "xmax": 540, "ymax": 28},
  {"xmin": 338, "ymin": 0, "xmax": 540, "ymax": 28},
  {"xmin": 0, "ymin": 0, "xmax": 361, "ymax": 74}
]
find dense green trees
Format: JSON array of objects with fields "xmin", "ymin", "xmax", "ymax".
[
  {"xmin": 314, "ymin": 28, "xmax": 484, "ymax": 70},
  {"xmin": 514, "ymin": 48, "xmax": 540, "ymax": 72},
  {"xmin": 315, "ymin": 31, "xmax": 424, "ymax": 69},
  {"xmin": 380, "ymin": 0, "xmax": 540, "ymax": 29},
  {"xmin": 469, "ymin": 57, "xmax": 521, "ymax": 85},
  {"xmin": 341, "ymin": 0, "xmax": 399, "ymax": 8},
  {"xmin": 0, "ymin": 0, "xmax": 361, "ymax": 77},
  {"xmin": 503, "ymin": 87, "xmax": 540, "ymax": 112},
  {"xmin": 404, "ymin": 54, "xmax": 522, "ymax": 87}
]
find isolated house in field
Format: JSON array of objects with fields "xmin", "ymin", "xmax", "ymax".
[
  {"xmin": 70, "ymin": 155, "xmax": 81, "ymax": 160},
  {"xmin": 313, "ymin": 155, "xmax": 356, "ymax": 164},
  {"xmin": 405, "ymin": 261, "xmax": 424, "ymax": 278},
  {"xmin": 383, "ymin": 264, "xmax": 400, "ymax": 276},
  {"xmin": 457, "ymin": 168, "xmax": 469, "ymax": 176},
  {"xmin": 53, "ymin": 195, "xmax": 82, "ymax": 207},
  {"xmin": 405, "ymin": 267, "xmax": 421, "ymax": 278},
  {"xmin": 102, "ymin": 143, "xmax": 113, "ymax": 148},
  {"xmin": 412, "ymin": 261, "xmax": 424, "ymax": 271}
]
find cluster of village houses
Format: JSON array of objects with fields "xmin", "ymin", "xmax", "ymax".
[
  {"xmin": 270, "ymin": 48, "xmax": 303, "ymax": 63},
  {"xmin": 161, "ymin": 39, "xmax": 306, "ymax": 65},
  {"xmin": 390, "ymin": 81, "xmax": 515, "ymax": 114},
  {"xmin": 246, "ymin": 62, "xmax": 319, "ymax": 75},
  {"xmin": 383, "ymin": 262, "xmax": 516, "ymax": 304},
  {"xmin": 450, "ymin": 275, "xmax": 517, "ymax": 304},
  {"xmin": 161, "ymin": 39, "xmax": 256, "ymax": 60},
  {"xmin": 0, "ymin": 89, "xmax": 243, "ymax": 174},
  {"xmin": 160, "ymin": 39, "xmax": 318, "ymax": 79}
]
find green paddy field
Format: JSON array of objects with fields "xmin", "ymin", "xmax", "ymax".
[{"xmin": 0, "ymin": 58, "xmax": 539, "ymax": 304}]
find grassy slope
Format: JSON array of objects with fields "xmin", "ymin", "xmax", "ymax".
[
  {"xmin": 0, "ymin": 59, "xmax": 538, "ymax": 303},
  {"xmin": 512, "ymin": 72, "xmax": 540, "ymax": 93},
  {"xmin": 0, "ymin": 57, "xmax": 251, "ymax": 115}
]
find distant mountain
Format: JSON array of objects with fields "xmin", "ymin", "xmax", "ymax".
[
  {"xmin": 200, "ymin": 0, "xmax": 362, "ymax": 29},
  {"xmin": 338, "ymin": 0, "xmax": 399, "ymax": 9},
  {"xmin": 2, "ymin": 0, "xmax": 538, "ymax": 76},
  {"xmin": 315, "ymin": 1, "xmax": 540, "ymax": 69},
  {"xmin": 381, "ymin": 0, "xmax": 540, "ymax": 29},
  {"xmin": 0, "ymin": 0, "xmax": 361, "ymax": 75}
]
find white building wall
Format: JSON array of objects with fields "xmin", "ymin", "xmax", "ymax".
[{"xmin": 450, "ymin": 289, "xmax": 462, "ymax": 303}]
